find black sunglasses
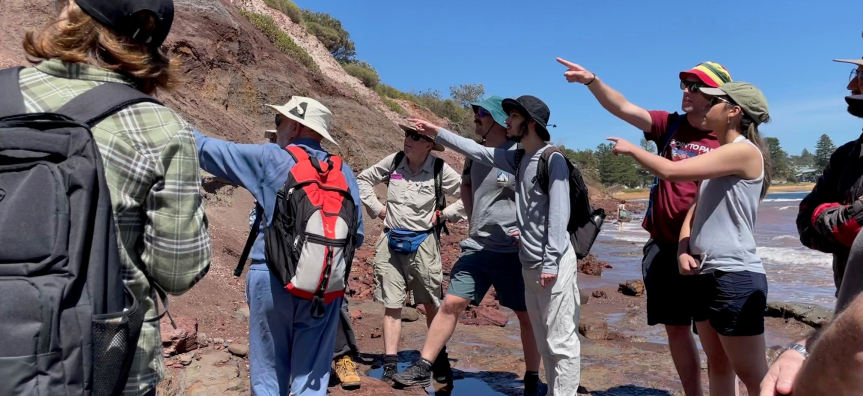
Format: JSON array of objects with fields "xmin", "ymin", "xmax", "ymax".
[
  {"xmin": 275, "ymin": 113, "xmax": 283, "ymax": 127},
  {"xmin": 405, "ymin": 130, "xmax": 433, "ymax": 143},
  {"xmin": 709, "ymin": 96, "xmax": 735, "ymax": 107},
  {"xmin": 680, "ymin": 80, "xmax": 707, "ymax": 93},
  {"xmin": 851, "ymin": 68, "xmax": 861, "ymax": 82},
  {"xmin": 475, "ymin": 108, "xmax": 491, "ymax": 118}
]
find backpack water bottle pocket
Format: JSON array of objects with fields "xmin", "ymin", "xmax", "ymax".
[
  {"xmin": 0, "ymin": 278, "xmax": 61, "ymax": 396},
  {"xmin": 91, "ymin": 284, "xmax": 143, "ymax": 396}
]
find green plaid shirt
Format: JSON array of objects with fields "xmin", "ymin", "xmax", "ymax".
[{"xmin": 18, "ymin": 60, "xmax": 212, "ymax": 395}]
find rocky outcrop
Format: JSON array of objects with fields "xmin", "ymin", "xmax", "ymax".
[
  {"xmin": 461, "ymin": 306, "xmax": 509, "ymax": 327},
  {"xmin": 618, "ymin": 280, "xmax": 645, "ymax": 297},
  {"xmin": 579, "ymin": 254, "xmax": 613, "ymax": 276},
  {"xmin": 765, "ymin": 302, "xmax": 833, "ymax": 328},
  {"xmin": 161, "ymin": 317, "xmax": 199, "ymax": 356}
]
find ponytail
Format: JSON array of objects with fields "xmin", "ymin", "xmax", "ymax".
[{"xmin": 740, "ymin": 116, "xmax": 772, "ymax": 199}]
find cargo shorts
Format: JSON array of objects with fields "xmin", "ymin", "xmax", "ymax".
[{"xmin": 373, "ymin": 231, "xmax": 442, "ymax": 309}]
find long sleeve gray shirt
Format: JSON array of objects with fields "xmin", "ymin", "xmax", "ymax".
[{"xmin": 436, "ymin": 129, "xmax": 571, "ymax": 274}]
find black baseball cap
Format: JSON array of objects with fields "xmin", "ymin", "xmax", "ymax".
[{"xmin": 75, "ymin": 0, "xmax": 174, "ymax": 48}]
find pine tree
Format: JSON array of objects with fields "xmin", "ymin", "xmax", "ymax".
[{"xmin": 815, "ymin": 134, "xmax": 836, "ymax": 169}]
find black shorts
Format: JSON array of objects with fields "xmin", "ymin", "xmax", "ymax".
[
  {"xmin": 693, "ymin": 270, "xmax": 768, "ymax": 337},
  {"xmin": 642, "ymin": 239, "xmax": 697, "ymax": 327}
]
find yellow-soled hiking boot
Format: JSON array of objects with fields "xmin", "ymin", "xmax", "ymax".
[{"xmin": 334, "ymin": 355, "xmax": 362, "ymax": 390}]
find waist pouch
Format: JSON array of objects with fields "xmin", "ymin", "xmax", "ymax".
[{"xmin": 387, "ymin": 228, "xmax": 431, "ymax": 254}]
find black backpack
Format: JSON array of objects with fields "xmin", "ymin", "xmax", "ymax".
[
  {"xmin": 515, "ymin": 146, "xmax": 605, "ymax": 259},
  {"xmin": 0, "ymin": 67, "xmax": 152, "ymax": 396},
  {"xmin": 386, "ymin": 151, "xmax": 448, "ymax": 237}
]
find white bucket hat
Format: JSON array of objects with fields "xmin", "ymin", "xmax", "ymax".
[{"xmin": 266, "ymin": 96, "xmax": 338, "ymax": 146}]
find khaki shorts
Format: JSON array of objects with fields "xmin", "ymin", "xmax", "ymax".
[{"xmin": 373, "ymin": 231, "xmax": 442, "ymax": 309}]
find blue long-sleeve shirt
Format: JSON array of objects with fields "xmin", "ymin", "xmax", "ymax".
[{"xmin": 195, "ymin": 131, "xmax": 364, "ymax": 264}]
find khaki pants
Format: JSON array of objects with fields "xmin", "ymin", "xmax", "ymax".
[
  {"xmin": 523, "ymin": 247, "xmax": 581, "ymax": 396},
  {"xmin": 373, "ymin": 231, "xmax": 442, "ymax": 309}
]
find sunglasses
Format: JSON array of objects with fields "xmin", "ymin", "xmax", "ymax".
[
  {"xmin": 851, "ymin": 68, "xmax": 862, "ymax": 83},
  {"xmin": 680, "ymin": 80, "xmax": 707, "ymax": 93},
  {"xmin": 405, "ymin": 130, "xmax": 433, "ymax": 143},
  {"xmin": 475, "ymin": 108, "xmax": 491, "ymax": 118},
  {"xmin": 275, "ymin": 113, "xmax": 283, "ymax": 127},
  {"xmin": 709, "ymin": 96, "xmax": 735, "ymax": 107}
]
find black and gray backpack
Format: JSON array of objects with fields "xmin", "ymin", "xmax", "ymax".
[{"xmin": 0, "ymin": 67, "xmax": 153, "ymax": 395}]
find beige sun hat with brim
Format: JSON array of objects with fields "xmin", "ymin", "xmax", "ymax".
[
  {"xmin": 266, "ymin": 96, "xmax": 338, "ymax": 146},
  {"xmin": 399, "ymin": 123, "xmax": 444, "ymax": 152}
]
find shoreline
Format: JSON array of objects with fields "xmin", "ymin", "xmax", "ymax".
[{"xmin": 612, "ymin": 182, "xmax": 815, "ymax": 200}]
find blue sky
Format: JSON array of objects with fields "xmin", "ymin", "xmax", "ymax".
[{"xmin": 293, "ymin": 0, "xmax": 863, "ymax": 155}]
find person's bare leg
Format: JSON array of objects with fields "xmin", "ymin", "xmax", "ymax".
[
  {"xmin": 717, "ymin": 333, "xmax": 767, "ymax": 395},
  {"xmin": 423, "ymin": 302, "xmax": 439, "ymax": 328},
  {"xmin": 383, "ymin": 307, "xmax": 402, "ymax": 355},
  {"xmin": 796, "ymin": 293, "xmax": 863, "ymax": 395},
  {"xmin": 665, "ymin": 325, "xmax": 705, "ymax": 396},
  {"xmin": 515, "ymin": 310, "xmax": 541, "ymax": 372},
  {"xmin": 694, "ymin": 321, "xmax": 734, "ymax": 396},
  {"xmin": 420, "ymin": 295, "xmax": 468, "ymax": 361}
]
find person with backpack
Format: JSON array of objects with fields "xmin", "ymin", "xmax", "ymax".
[
  {"xmin": 0, "ymin": 0, "xmax": 211, "ymax": 394},
  {"xmin": 410, "ymin": 94, "xmax": 584, "ymax": 396},
  {"xmin": 607, "ymin": 82, "xmax": 772, "ymax": 395},
  {"xmin": 355, "ymin": 124, "xmax": 464, "ymax": 384},
  {"xmin": 196, "ymin": 97, "xmax": 364, "ymax": 396},
  {"xmin": 557, "ymin": 58, "xmax": 732, "ymax": 396},
  {"xmin": 393, "ymin": 96, "xmax": 547, "ymax": 395}
]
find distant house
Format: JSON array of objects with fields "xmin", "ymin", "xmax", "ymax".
[{"xmin": 795, "ymin": 167, "xmax": 821, "ymax": 183}]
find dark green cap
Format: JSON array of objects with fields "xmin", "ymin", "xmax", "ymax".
[
  {"xmin": 701, "ymin": 82, "xmax": 771, "ymax": 125},
  {"xmin": 469, "ymin": 95, "xmax": 508, "ymax": 128}
]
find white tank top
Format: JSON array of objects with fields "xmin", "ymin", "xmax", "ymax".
[{"xmin": 689, "ymin": 135, "xmax": 765, "ymax": 274}]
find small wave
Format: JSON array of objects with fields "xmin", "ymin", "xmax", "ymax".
[
  {"xmin": 776, "ymin": 206, "xmax": 795, "ymax": 211},
  {"xmin": 763, "ymin": 198, "xmax": 803, "ymax": 203},
  {"xmin": 771, "ymin": 235, "xmax": 798, "ymax": 241},
  {"xmin": 757, "ymin": 247, "xmax": 832, "ymax": 267}
]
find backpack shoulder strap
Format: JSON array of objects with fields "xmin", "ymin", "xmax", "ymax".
[
  {"xmin": 537, "ymin": 146, "xmax": 567, "ymax": 195},
  {"xmin": 514, "ymin": 148, "xmax": 525, "ymax": 182},
  {"xmin": 0, "ymin": 67, "xmax": 26, "ymax": 118},
  {"xmin": 55, "ymin": 82, "xmax": 162, "ymax": 127},
  {"xmin": 285, "ymin": 145, "xmax": 310, "ymax": 163},
  {"xmin": 385, "ymin": 151, "xmax": 405, "ymax": 187},
  {"xmin": 433, "ymin": 157, "xmax": 445, "ymax": 211},
  {"xmin": 658, "ymin": 114, "xmax": 684, "ymax": 157}
]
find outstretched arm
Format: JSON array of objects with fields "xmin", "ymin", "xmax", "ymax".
[
  {"xmin": 409, "ymin": 118, "xmax": 517, "ymax": 174},
  {"xmin": 557, "ymin": 58, "xmax": 653, "ymax": 132},
  {"xmin": 607, "ymin": 137, "xmax": 762, "ymax": 182}
]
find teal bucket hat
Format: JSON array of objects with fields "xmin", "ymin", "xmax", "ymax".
[{"xmin": 469, "ymin": 95, "xmax": 507, "ymax": 127}]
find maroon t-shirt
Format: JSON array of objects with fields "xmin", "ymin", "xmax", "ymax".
[{"xmin": 642, "ymin": 111, "xmax": 720, "ymax": 243}]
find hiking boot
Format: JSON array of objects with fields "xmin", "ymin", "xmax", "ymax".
[
  {"xmin": 431, "ymin": 348, "xmax": 453, "ymax": 384},
  {"xmin": 380, "ymin": 363, "xmax": 398, "ymax": 384},
  {"xmin": 524, "ymin": 381, "xmax": 548, "ymax": 396},
  {"xmin": 392, "ymin": 359, "xmax": 432, "ymax": 387},
  {"xmin": 334, "ymin": 355, "xmax": 361, "ymax": 390}
]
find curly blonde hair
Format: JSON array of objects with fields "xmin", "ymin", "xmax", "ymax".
[{"xmin": 23, "ymin": 0, "xmax": 182, "ymax": 94}]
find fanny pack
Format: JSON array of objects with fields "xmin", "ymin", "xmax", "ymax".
[{"xmin": 387, "ymin": 228, "xmax": 431, "ymax": 254}]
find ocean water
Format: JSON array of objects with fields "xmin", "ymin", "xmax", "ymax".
[{"xmin": 584, "ymin": 191, "xmax": 836, "ymax": 309}]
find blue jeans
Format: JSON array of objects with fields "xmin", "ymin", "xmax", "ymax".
[{"xmin": 246, "ymin": 263, "xmax": 341, "ymax": 396}]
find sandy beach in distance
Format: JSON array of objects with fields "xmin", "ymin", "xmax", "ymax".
[{"xmin": 612, "ymin": 182, "xmax": 816, "ymax": 200}]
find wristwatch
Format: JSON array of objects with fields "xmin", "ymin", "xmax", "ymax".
[{"xmin": 787, "ymin": 343, "xmax": 809, "ymax": 359}]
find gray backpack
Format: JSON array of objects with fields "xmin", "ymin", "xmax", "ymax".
[{"xmin": 0, "ymin": 67, "xmax": 156, "ymax": 395}]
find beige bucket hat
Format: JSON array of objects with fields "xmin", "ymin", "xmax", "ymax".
[{"xmin": 266, "ymin": 96, "xmax": 338, "ymax": 146}]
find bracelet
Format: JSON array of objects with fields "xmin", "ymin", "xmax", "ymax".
[
  {"xmin": 787, "ymin": 343, "xmax": 809, "ymax": 359},
  {"xmin": 585, "ymin": 73, "xmax": 596, "ymax": 86}
]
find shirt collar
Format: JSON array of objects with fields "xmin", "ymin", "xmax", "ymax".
[
  {"xmin": 35, "ymin": 59, "xmax": 136, "ymax": 86},
  {"xmin": 398, "ymin": 153, "xmax": 435, "ymax": 174},
  {"xmin": 290, "ymin": 138, "xmax": 323, "ymax": 152}
]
